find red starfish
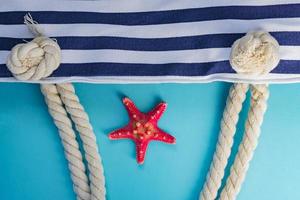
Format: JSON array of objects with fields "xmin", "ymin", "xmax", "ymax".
[{"xmin": 108, "ymin": 97, "xmax": 176, "ymax": 164}]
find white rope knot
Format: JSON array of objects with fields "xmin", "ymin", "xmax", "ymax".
[
  {"xmin": 7, "ymin": 36, "xmax": 61, "ymax": 81},
  {"xmin": 230, "ymin": 31, "xmax": 280, "ymax": 75},
  {"xmin": 6, "ymin": 13, "xmax": 61, "ymax": 81}
]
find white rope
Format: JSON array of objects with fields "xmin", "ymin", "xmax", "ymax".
[
  {"xmin": 41, "ymin": 83, "xmax": 107, "ymax": 200},
  {"xmin": 199, "ymin": 83, "xmax": 249, "ymax": 200},
  {"xmin": 41, "ymin": 84, "xmax": 91, "ymax": 200},
  {"xmin": 6, "ymin": 13, "xmax": 106, "ymax": 200},
  {"xmin": 57, "ymin": 83, "xmax": 106, "ymax": 200},
  {"xmin": 219, "ymin": 84, "xmax": 269, "ymax": 200},
  {"xmin": 199, "ymin": 31, "xmax": 279, "ymax": 200}
]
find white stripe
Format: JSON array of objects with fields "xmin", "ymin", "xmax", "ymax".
[
  {"xmin": 2, "ymin": 18, "xmax": 300, "ymax": 39},
  {"xmin": 1, "ymin": 0, "xmax": 300, "ymax": 13},
  {"xmin": 1, "ymin": 73, "xmax": 300, "ymax": 84},
  {"xmin": 0, "ymin": 49, "xmax": 230, "ymax": 64},
  {"xmin": 0, "ymin": 46, "xmax": 299, "ymax": 65},
  {"xmin": 62, "ymin": 49, "xmax": 230, "ymax": 64}
]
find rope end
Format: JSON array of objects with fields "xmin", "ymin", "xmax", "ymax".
[{"xmin": 24, "ymin": 13, "xmax": 44, "ymax": 36}]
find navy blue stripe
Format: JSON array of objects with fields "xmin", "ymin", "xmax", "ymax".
[
  {"xmin": 0, "ymin": 60, "xmax": 298, "ymax": 78},
  {"xmin": 0, "ymin": 32, "xmax": 299, "ymax": 51},
  {"xmin": 0, "ymin": 62, "xmax": 233, "ymax": 77},
  {"xmin": 1, "ymin": 4, "xmax": 300, "ymax": 25},
  {"xmin": 0, "ymin": 34, "xmax": 242, "ymax": 51}
]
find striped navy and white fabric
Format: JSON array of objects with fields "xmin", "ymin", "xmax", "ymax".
[{"xmin": 1, "ymin": 0, "xmax": 300, "ymax": 83}]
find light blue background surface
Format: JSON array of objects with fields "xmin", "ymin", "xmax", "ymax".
[{"xmin": 0, "ymin": 82, "xmax": 300, "ymax": 200}]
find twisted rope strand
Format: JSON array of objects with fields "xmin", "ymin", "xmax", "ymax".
[
  {"xmin": 219, "ymin": 84, "xmax": 269, "ymax": 200},
  {"xmin": 56, "ymin": 83, "xmax": 106, "ymax": 200},
  {"xmin": 41, "ymin": 84, "xmax": 91, "ymax": 200},
  {"xmin": 199, "ymin": 83, "xmax": 249, "ymax": 200}
]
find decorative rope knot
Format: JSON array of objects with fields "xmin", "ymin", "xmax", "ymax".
[
  {"xmin": 7, "ymin": 37, "xmax": 61, "ymax": 81},
  {"xmin": 230, "ymin": 31, "xmax": 280, "ymax": 75},
  {"xmin": 6, "ymin": 13, "xmax": 61, "ymax": 81}
]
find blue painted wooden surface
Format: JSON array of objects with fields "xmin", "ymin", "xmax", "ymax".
[{"xmin": 0, "ymin": 83, "xmax": 299, "ymax": 200}]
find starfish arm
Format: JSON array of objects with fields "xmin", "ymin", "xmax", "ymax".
[
  {"xmin": 148, "ymin": 102, "xmax": 167, "ymax": 122},
  {"xmin": 123, "ymin": 97, "xmax": 142, "ymax": 119},
  {"xmin": 152, "ymin": 129, "xmax": 176, "ymax": 144},
  {"xmin": 135, "ymin": 140, "xmax": 149, "ymax": 164},
  {"xmin": 108, "ymin": 127, "xmax": 134, "ymax": 140}
]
